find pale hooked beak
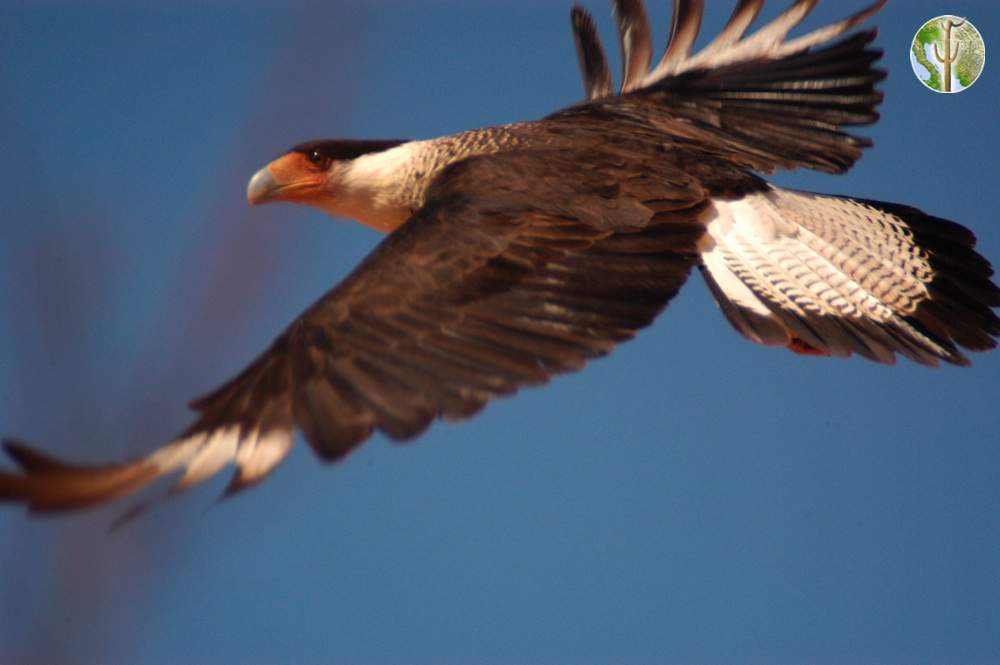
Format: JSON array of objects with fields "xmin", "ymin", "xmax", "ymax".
[{"xmin": 246, "ymin": 168, "xmax": 279, "ymax": 206}]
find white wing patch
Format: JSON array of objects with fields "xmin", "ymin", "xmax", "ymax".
[
  {"xmin": 152, "ymin": 425, "xmax": 293, "ymax": 492},
  {"xmin": 700, "ymin": 187, "xmax": 951, "ymax": 364},
  {"xmin": 232, "ymin": 428, "xmax": 294, "ymax": 489},
  {"xmin": 699, "ymin": 198, "xmax": 792, "ymax": 348},
  {"xmin": 174, "ymin": 427, "xmax": 242, "ymax": 490},
  {"xmin": 112, "ymin": 423, "xmax": 294, "ymax": 508}
]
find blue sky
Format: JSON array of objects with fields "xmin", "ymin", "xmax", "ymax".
[{"xmin": 1, "ymin": 2, "xmax": 998, "ymax": 664}]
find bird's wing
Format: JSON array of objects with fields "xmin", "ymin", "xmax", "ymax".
[
  {"xmin": 0, "ymin": 148, "xmax": 708, "ymax": 513},
  {"xmin": 560, "ymin": 0, "xmax": 887, "ymax": 175},
  {"xmin": 562, "ymin": 1, "xmax": 999, "ymax": 362},
  {"xmin": 698, "ymin": 188, "xmax": 1000, "ymax": 365}
]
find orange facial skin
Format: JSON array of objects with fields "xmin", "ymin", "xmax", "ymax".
[{"xmin": 246, "ymin": 152, "xmax": 328, "ymax": 206}]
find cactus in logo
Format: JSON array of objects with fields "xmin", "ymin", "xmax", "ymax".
[
  {"xmin": 910, "ymin": 15, "xmax": 985, "ymax": 93},
  {"xmin": 933, "ymin": 18, "xmax": 965, "ymax": 92}
]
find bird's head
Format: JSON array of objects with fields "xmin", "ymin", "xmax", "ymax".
[{"xmin": 246, "ymin": 138, "xmax": 410, "ymax": 230}]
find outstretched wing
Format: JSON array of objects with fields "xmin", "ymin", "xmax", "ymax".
[
  {"xmin": 563, "ymin": 0, "xmax": 887, "ymax": 174},
  {"xmin": 0, "ymin": 147, "xmax": 707, "ymax": 512},
  {"xmin": 563, "ymin": 1, "xmax": 999, "ymax": 361}
]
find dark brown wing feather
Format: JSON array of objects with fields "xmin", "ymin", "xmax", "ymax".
[
  {"xmin": 556, "ymin": 18, "xmax": 885, "ymax": 176},
  {"xmin": 571, "ymin": 6, "xmax": 612, "ymax": 100},
  {"xmin": 613, "ymin": 0, "xmax": 653, "ymax": 93},
  {"xmin": 661, "ymin": 30, "xmax": 886, "ymax": 174},
  {"xmin": 0, "ymin": 147, "xmax": 707, "ymax": 512}
]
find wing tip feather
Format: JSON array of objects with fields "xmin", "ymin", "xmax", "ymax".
[
  {"xmin": 0, "ymin": 440, "xmax": 163, "ymax": 514},
  {"xmin": 0, "ymin": 422, "xmax": 298, "ymax": 517}
]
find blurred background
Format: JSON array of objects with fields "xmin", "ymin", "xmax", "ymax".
[{"xmin": 1, "ymin": 1, "xmax": 997, "ymax": 663}]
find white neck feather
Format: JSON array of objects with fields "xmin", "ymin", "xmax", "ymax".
[{"xmin": 328, "ymin": 141, "xmax": 428, "ymax": 232}]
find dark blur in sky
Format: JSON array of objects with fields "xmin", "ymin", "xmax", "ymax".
[{"xmin": 1, "ymin": 2, "xmax": 998, "ymax": 664}]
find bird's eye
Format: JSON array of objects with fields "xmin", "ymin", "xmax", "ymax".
[{"xmin": 308, "ymin": 150, "xmax": 328, "ymax": 168}]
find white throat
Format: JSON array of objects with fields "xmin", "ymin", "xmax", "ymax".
[{"xmin": 329, "ymin": 141, "xmax": 428, "ymax": 232}]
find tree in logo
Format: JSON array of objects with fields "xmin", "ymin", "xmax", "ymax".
[{"xmin": 911, "ymin": 16, "xmax": 985, "ymax": 93}]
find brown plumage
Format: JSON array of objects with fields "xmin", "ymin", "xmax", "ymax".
[
  {"xmin": 2, "ymin": 0, "xmax": 997, "ymax": 517},
  {"xmin": 571, "ymin": 6, "xmax": 613, "ymax": 100}
]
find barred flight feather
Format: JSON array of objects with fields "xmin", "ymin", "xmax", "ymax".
[{"xmin": 699, "ymin": 188, "xmax": 999, "ymax": 365}]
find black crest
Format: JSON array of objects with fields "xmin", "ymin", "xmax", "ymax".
[{"xmin": 290, "ymin": 139, "xmax": 408, "ymax": 162}]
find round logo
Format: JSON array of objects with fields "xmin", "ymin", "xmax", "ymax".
[{"xmin": 910, "ymin": 16, "xmax": 985, "ymax": 93}]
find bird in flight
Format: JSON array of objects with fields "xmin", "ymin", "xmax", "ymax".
[{"xmin": 2, "ymin": 0, "xmax": 997, "ymax": 515}]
